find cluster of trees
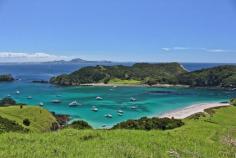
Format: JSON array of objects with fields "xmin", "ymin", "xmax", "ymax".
[
  {"xmin": 0, "ymin": 97, "xmax": 16, "ymax": 106},
  {"xmin": 0, "ymin": 74, "xmax": 14, "ymax": 82},
  {"xmin": 112, "ymin": 117, "xmax": 184, "ymax": 130},
  {"xmin": 66, "ymin": 120, "xmax": 93, "ymax": 129},
  {"xmin": 50, "ymin": 63, "xmax": 186, "ymax": 86},
  {"xmin": 230, "ymin": 98, "xmax": 236, "ymax": 106},
  {"xmin": 50, "ymin": 63, "xmax": 236, "ymax": 88},
  {"xmin": 178, "ymin": 65, "xmax": 236, "ymax": 88}
]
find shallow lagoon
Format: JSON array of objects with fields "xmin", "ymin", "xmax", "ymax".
[{"xmin": 0, "ymin": 81, "xmax": 235, "ymax": 128}]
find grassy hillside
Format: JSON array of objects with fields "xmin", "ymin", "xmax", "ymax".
[
  {"xmin": 0, "ymin": 106, "xmax": 58, "ymax": 132},
  {"xmin": 0, "ymin": 106, "xmax": 235, "ymax": 158}
]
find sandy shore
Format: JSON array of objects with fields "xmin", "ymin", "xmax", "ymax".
[
  {"xmin": 80, "ymin": 83, "xmax": 189, "ymax": 88},
  {"xmin": 160, "ymin": 102, "xmax": 230, "ymax": 119}
]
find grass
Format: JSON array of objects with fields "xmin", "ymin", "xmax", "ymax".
[
  {"xmin": 0, "ymin": 106, "xmax": 57, "ymax": 132},
  {"xmin": 0, "ymin": 106, "xmax": 236, "ymax": 157},
  {"xmin": 108, "ymin": 78, "xmax": 142, "ymax": 85}
]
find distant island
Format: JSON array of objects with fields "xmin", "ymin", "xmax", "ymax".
[
  {"xmin": 50, "ymin": 63, "xmax": 236, "ymax": 88},
  {"xmin": 43, "ymin": 58, "xmax": 113, "ymax": 64},
  {"xmin": 0, "ymin": 74, "xmax": 14, "ymax": 82}
]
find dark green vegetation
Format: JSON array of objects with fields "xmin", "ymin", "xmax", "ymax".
[
  {"xmin": 50, "ymin": 63, "xmax": 236, "ymax": 88},
  {"xmin": 66, "ymin": 120, "xmax": 93, "ymax": 129},
  {"xmin": 0, "ymin": 106, "xmax": 236, "ymax": 157},
  {"xmin": 0, "ymin": 97, "xmax": 16, "ymax": 106},
  {"xmin": 230, "ymin": 98, "xmax": 236, "ymax": 106},
  {"xmin": 0, "ymin": 74, "xmax": 14, "ymax": 82},
  {"xmin": 0, "ymin": 116, "xmax": 28, "ymax": 133},
  {"xmin": 179, "ymin": 65, "xmax": 236, "ymax": 88},
  {"xmin": 50, "ymin": 62, "xmax": 186, "ymax": 86},
  {"xmin": 112, "ymin": 117, "xmax": 184, "ymax": 130}
]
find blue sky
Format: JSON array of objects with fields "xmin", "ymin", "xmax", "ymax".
[{"xmin": 0, "ymin": 0, "xmax": 236, "ymax": 62}]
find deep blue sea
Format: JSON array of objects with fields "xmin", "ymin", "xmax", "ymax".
[{"xmin": 0, "ymin": 62, "xmax": 235, "ymax": 128}]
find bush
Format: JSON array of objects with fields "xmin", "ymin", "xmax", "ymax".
[
  {"xmin": 0, "ymin": 116, "xmax": 28, "ymax": 133},
  {"xmin": 230, "ymin": 98, "xmax": 236, "ymax": 106},
  {"xmin": 23, "ymin": 119, "xmax": 31, "ymax": 126},
  {"xmin": 0, "ymin": 97, "xmax": 16, "ymax": 106},
  {"xmin": 66, "ymin": 120, "xmax": 93, "ymax": 129},
  {"xmin": 112, "ymin": 117, "xmax": 184, "ymax": 130}
]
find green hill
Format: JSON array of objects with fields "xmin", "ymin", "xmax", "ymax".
[
  {"xmin": 50, "ymin": 62, "xmax": 187, "ymax": 86},
  {"xmin": 178, "ymin": 65, "xmax": 236, "ymax": 88},
  {"xmin": 50, "ymin": 63, "xmax": 236, "ymax": 88},
  {"xmin": 0, "ymin": 106, "xmax": 58, "ymax": 132},
  {"xmin": 0, "ymin": 106, "xmax": 235, "ymax": 158}
]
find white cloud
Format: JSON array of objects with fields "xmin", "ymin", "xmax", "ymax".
[
  {"xmin": 173, "ymin": 47, "xmax": 189, "ymax": 50},
  {"xmin": 161, "ymin": 47, "xmax": 235, "ymax": 53},
  {"xmin": 0, "ymin": 52, "xmax": 72, "ymax": 62},
  {"xmin": 161, "ymin": 48, "xmax": 171, "ymax": 51}
]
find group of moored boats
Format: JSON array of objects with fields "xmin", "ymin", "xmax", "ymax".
[{"xmin": 10, "ymin": 91, "xmax": 138, "ymax": 119}]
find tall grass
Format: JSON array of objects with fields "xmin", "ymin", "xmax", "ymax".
[{"xmin": 0, "ymin": 106, "xmax": 236, "ymax": 157}]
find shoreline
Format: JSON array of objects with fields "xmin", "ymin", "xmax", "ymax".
[
  {"xmin": 79, "ymin": 83, "xmax": 189, "ymax": 88},
  {"xmin": 159, "ymin": 102, "xmax": 231, "ymax": 119}
]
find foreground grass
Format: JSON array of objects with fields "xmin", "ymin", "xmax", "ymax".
[
  {"xmin": 0, "ymin": 106, "xmax": 236, "ymax": 158},
  {"xmin": 108, "ymin": 78, "xmax": 142, "ymax": 85},
  {"xmin": 0, "ymin": 106, "xmax": 57, "ymax": 132}
]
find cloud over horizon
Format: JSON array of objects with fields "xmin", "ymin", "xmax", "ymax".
[
  {"xmin": 0, "ymin": 52, "xmax": 72, "ymax": 62},
  {"xmin": 161, "ymin": 47, "xmax": 235, "ymax": 53}
]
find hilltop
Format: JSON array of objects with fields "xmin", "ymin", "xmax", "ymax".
[{"xmin": 0, "ymin": 106, "xmax": 58, "ymax": 132}]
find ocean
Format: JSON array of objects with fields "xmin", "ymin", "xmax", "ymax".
[{"xmin": 0, "ymin": 62, "xmax": 235, "ymax": 128}]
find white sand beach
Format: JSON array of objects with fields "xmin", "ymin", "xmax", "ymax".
[
  {"xmin": 160, "ymin": 102, "xmax": 230, "ymax": 119},
  {"xmin": 80, "ymin": 83, "xmax": 189, "ymax": 87}
]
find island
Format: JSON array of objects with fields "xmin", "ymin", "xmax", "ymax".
[
  {"xmin": 50, "ymin": 63, "xmax": 236, "ymax": 88},
  {"xmin": 50, "ymin": 62, "xmax": 187, "ymax": 86},
  {"xmin": 0, "ymin": 74, "xmax": 14, "ymax": 82}
]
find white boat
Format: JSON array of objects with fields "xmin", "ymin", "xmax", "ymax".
[
  {"xmin": 27, "ymin": 96, "xmax": 32, "ymax": 99},
  {"xmin": 39, "ymin": 102, "xmax": 44, "ymax": 106},
  {"xmin": 7, "ymin": 94, "xmax": 11, "ymax": 97},
  {"xmin": 130, "ymin": 97, "xmax": 136, "ymax": 102},
  {"xmin": 16, "ymin": 90, "xmax": 20, "ymax": 94},
  {"xmin": 117, "ymin": 110, "xmax": 124, "ymax": 113},
  {"xmin": 51, "ymin": 100, "xmax": 61, "ymax": 103},
  {"xmin": 113, "ymin": 85, "xmax": 117, "ymax": 88},
  {"xmin": 131, "ymin": 106, "xmax": 137, "ymax": 110},
  {"xmin": 69, "ymin": 101, "xmax": 80, "ymax": 107},
  {"xmin": 96, "ymin": 96, "xmax": 103, "ymax": 100},
  {"xmin": 91, "ymin": 106, "xmax": 98, "ymax": 112},
  {"xmin": 118, "ymin": 113, "xmax": 123, "ymax": 116},
  {"xmin": 104, "ymin": 114, "xmax": 112, "ymax": 118}
]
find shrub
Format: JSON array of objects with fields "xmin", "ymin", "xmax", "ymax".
[
  {"xmin": 230, "ymin": 98, "xmax": 236, "ymax": 106},
  {"xmin": 0, "ymin": 116, "xmax": 28, "ymax": 133},
  {"xmin": 23, "ymin": 119, "xmax": 31, "ymax": 126},
  {"xmin": 0, "ymin": 97, "xmax": 16, "ymax": 106},
  {"xmin": 66, "ymin": 120, "xmax": 93, "ymax": 129},
  {"xmin": 112, "ymin": 117, "xmax": 184, "ymax": 130}
]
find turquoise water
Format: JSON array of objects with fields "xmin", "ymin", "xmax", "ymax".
[{"xmin": 0, "ymin": 81, "xmax": 235, "ymax": 128}]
